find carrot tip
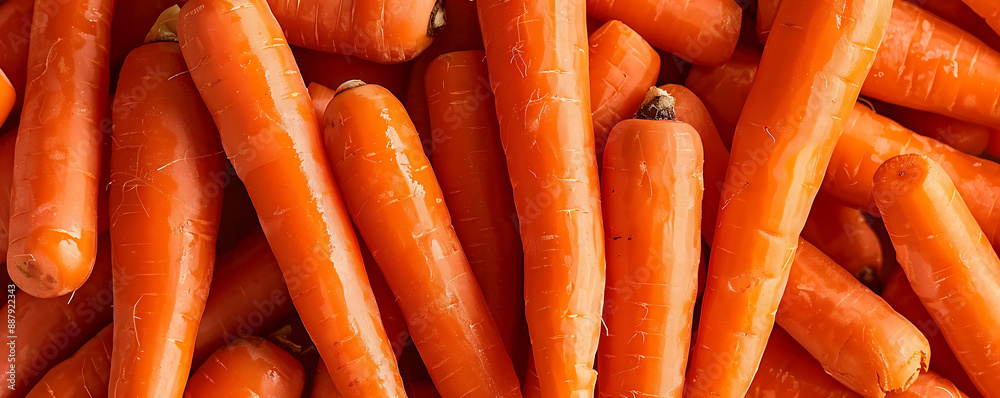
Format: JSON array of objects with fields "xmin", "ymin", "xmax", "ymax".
[
  {"xmin": 428, "ymin": 0, "xmax": 447, "ymax": 37},
  {"xmin": 635, "ymin": 86, "xmax": 676, "ymax": 121},
  {"xmin": 335, "ymin": 80, "xmax": 367, "ymax": 96},
  {"xmin": 144, "ymin": 5, "xmax": 181, "ymax": 44}
]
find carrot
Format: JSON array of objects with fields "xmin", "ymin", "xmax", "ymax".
[
  {"xmin": 424, "ymin": 50, "xmax": 528, "ymax": 370},
  {"xmin": 264, "ymin": 0, "xmax": 444, "ymax": 64},
  {"xmin": 874, "ymin": 153, "xmax": 1000, "ymax": 396},
  {"xmin": 7, "ymin": 0, "xmax": 115, "ymax": 298},
  {"xmin": 586, "ymin": 0, "xmax": 741, "ymax": 65},
  {"xmin": 777, "ymin": 239, "xmax": 929, "ymax": 396},
  {"xmin": 747, "ymin": 327, "xmax": 862, "ymax": 398},
  {"xmin": 589, "ymin": 20, "xmax": 660, "ymax": 160},
  {"xmin": 755, "ymin": 0, "xmax": 780, "ymax": 44},
  {"xmin": 0, "ymin": 132, "xmax": 16, "ymax": 265},
  {"xmin": 0, "ymin": 71, "xmax": 12, "ymax": 124},
  {"xmin": 2, "ymin": 238, "xmax": 112, "ymax": 398},
  {"xmin": 598, "ymin": 87, "xmax": 703, "ymax": 398},
  {"xmin": 0, "ymin": 0, "xmax": 32, "ymax": 121},
  {"xmin": 683, "ymin": 46, "xmax": 759, "ymax": 149},
  {"xmin": 357, "ymin": 231, "xmax": 411, "ymax": 359},
  {"xmin": 686, "ymin": 0, "xmax": 892, "ymax": 395},
  {"xmin": 107, "ymin": 39, "xmax": 225, "ymax": 397},
  {"xmin": 184, "ymin": 338, "xmax": 305, "ymax": 398},
  {"xmin": 906, "ymin": 0, "xmax": 1000, "ymax": 50},
  {"xmin": 887, "ymin": 372, "xmax": 971, "ymax": 398},
  {"xmin": 801, "ymin": 193, "xmax": 884, "ymax": 288},
  {"xmin": 293, "ymin": 46, "xmax": 412, "ymax": 99},
  {"xmin": 308, "ymin": 82, "xmax": 337, "ymax": 125},
  {"xmin": 477, "ymin": 0, "xmax": 605, "ymax": 394},
  {"xmin": 957, "ymin": 0, "xmax": 1000, "ymax": 36},
  {"xmin": 324, "ymin": 81, "xmax": 521, "ymax": 397},
  {"xmin": 24, "ymin": 325, "xmax": 113, "ymax": 398},
  {"xmin": 108, "ymin": 0, "xmax": 177, "ymax": 84},
  {"xmin": 881, "ymin": 269, "xmax": 982, "ymax": 397},
  {"xmin": 872, "ymin": 100, "xmax": 991, "ymax": 156},
  {"xmin": 177, "ymin": 0, "xmax": 406, "ymax": 395}
]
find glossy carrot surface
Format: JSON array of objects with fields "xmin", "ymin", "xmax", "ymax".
[
  {"xmin": 683, "ymin": 46, "xmax": 759, "ymax": 148},
  {"xmin": 24, "ymin": 325, "xmax": 113, "ymax": 398},
  {"xmin": 906, "ymin": 0, "xmax": 1000, "ymax": 50},
  {"xmin": 184, "ymin": 338, "xmax": 305, "ymax": 398},
  {"xmin": 874, "ymin": 100, "xmax": 990, "ymax": 156}
]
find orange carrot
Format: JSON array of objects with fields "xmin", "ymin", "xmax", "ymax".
[
  {"xmin": 108, "ymin": 0, "xmax": 177, "ymax": 83},
  {"xmin": 324, "ymin": 81, "xmax": 521, "ymax": 397},
  {"xmin": 683, "ymin": 46, "xmax": 759, "ymax": 148},
  {"xmin": 801, "ymin": 193, "xmax": 884, "ymax": 287},
  {"xmin": 0, "ymin": 70, "xmax": 12, "ymax": 124},
  {"xmin": 0, "ymin": 0, "xmax": 32, "ymax": 120},
  {"xmin": 875, "ymin": 153, "xmax": 1000, "ymax": 396},
  {"xmin": 598, "ymin": 87, "xmax": 703, "ymax": 398},
  {"xmin": 958, "ymin": 0, "xmax": 1000, "ymax": 37},
  {"xmin": 265, "ymin": 0, "xmax": 444, "ymax": 63},
  {"xmin": 0, "ymin": 132, "xmax": 16, "ymax": 265},
  {"xmin": 184, "ymin": 338, "xmax": 305, "ymax": 398},
  {"xmin": 587, "ymin": 0, "xmax": 742, "ymax": 65},
  {"xmin": 886, "ymin": 372, "xmax": 971, "ymax": 398},
  {"xmin": 686, "ymin": 1, "xmax": 892, "ymax": 396},
  {"xmin": 747, "ymin": 327, "xmax": 863, "ymax": 398},
  {"xmin": 8, "ymin": 0, "xmax": 115, "ymax": 298},
  {"xmin": 308, "ymin": 82, "xmax": 337, "ymax": 124},
  {"xmin": 588, "ymin": 20, "xmax": 660, "ymax": 159},
  {"xmin": 424, "ymin": 51, "xmax": 527, "ymax": 370},
  {"xmin": 873, "ymin": 100, "xmax": 991, "ymax": 156},
  {"xmin": 477, "ymin": 0, "xmax": 605, "ymax": 394},
  {"xmin": 24, "ymin": 325, "xmax": 113, "ymax": 398},
  {"xmin": 177, "ymin": 0, "xmax": 405, "ymax": 395},
  {"xmin": 881, "ymin": 269, "xmax": 982, "ymax": 397},
  {"xmin": 293, "ymin": 46, "xmax": 412, "ymax": 99},
  {"xmin": 906, "ymin": 0, "xmax": 1000, "ymax": 50}
]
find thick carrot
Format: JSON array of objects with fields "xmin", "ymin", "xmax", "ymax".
[
  {"xmin": 589, "ymin": 20, "xmax": 660, "ymax": 159},
  {"xmin": 778, "ymin": 239, "xmax": 929, "ymax": 396},
  {"xmin": 24, "ymin": 325, "xmax": 113, "ymax": 398},
  {"xmin": 178, "ymin": 0, "xmax": 405, "ymax": 395},
  {"xmin": 2, "ymin": 239, "xmax": 112, "ymax": 398},
  {"xmin": 881, "ymin": 270, "xmax": 982, "ymax": 397},
  {"xmin": 586, "ymin": 0, "xmax": 741, "ymax": 65},
  {"xmin": 265, "ymin": 0, "xmax": 444, "ymax": 63},
  {"xmin": 686, "ymin": 1, "xmax": 892, "ymax": 396},
  {"xmin": 477, "ymin": 0, "xmax": 605, "ymax": 394},
  {"xmin": 747, "ymin": 327, "xmax": 863, "ymax": 398},
  {"xmin": 424, "ymin": 51, "xmax": 527, "ymax": 369},
  {"xmin": 324, "ymin": 81, "xmax": 521, "ymax": 397},
  {"xmin": 309, "ymin": 83, "xmax": 337, "ymax": 123},
  {"xmin": 8, "ymin": 0, "xmax": 115, "ymax": 298},
  {"xmin": 873, "ymin": 100, "xmax": 991, "ymax": 156},
  {"xmin": 907, "ymin": 0, "xmax": 1000, "ymax": 50},
  {"xmin": 0, "ymin": 132, "xmax": 16, "ymax": 264},
  {"xmin": 0, "ymin": 0, "xmax": 32, "ymax": 121},
  {"xmin": 108, "ymin": 40, "xmax": 225, "ymax": 397},
  {"xmin": 0, "ymin": 71, "xmax": 12, "ymax": 124},
  {"xmin": 598, "ymin": 88, "xmax": 703, "ymax": 398},
  {"xmin": 293, "ymin": 46, "xmax": 412, "ymax": 99},
  {"xmin": 801, "ymin": 193, "xmax": 884, "ymax": 287},
  {"xmin": 683, "ymin": 46, "xmax": 759, "ymax": 148},
  {"xmin": 875, "ymin": 153, "xmax": 1000, "ymax": 396},
  {"xmin": 887, "ymin": 372, "xmax": 971, "ymax": 398},
  {"xmin": 184, "ymin": 338, "xmax": 305, "ymax": 398}
]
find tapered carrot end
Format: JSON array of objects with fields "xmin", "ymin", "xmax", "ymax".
[
  {"xmin": 335, "ymin": 80, "xmax": 367, "ymax": 96},
  {"xmin": 428, "ymin": 0, "xmax": 447, "ymax": 37},
  {"xmin": 145, "ymin": 5, "xmax": 181, "ymax": 44},
  {"xmin": 635, "ymin": 87, "xmax": 676, "ymax": 121}
]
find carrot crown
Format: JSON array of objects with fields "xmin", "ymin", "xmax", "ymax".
[
  {"xmin": 145, "ymin": 5, "xmax": 180, "ymax": 44},
  {"xmin": 635, "ymin": 86, "xmax": 676, "ymax": 121},
  {"xmin": 428, "ymin": 0, "xmax": 447, "ymax": 37}
]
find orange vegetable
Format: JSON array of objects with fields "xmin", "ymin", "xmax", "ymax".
[
  {"xmin": 8, "ymin": 0, "xmax": 115, "ymax": 298},
  {"xmin": 324, "ymin": 82, "xmax": 521, "ymax": 397},
  {"xmin": 905, "ymin": 0, "xmax": 1000, "ymax": 50},
  {"xmin": 177, "ymin": 0, "xmax": 405, "ymax": 394},
  {"xmin": 293, "ymin": 46, "xmax": 412, "ymax": 99},
  {"xmin": 801, "ymin": 193, "xmax": 884, "ymax": 287},
  {"xmin": 184, "ymin": 338, "xmax": 305, "ymax": 398},
  {"xmin": 312, "ymin": 361, "xmax": 341, "ymax": 398},
  {"xmin": 586, "ymin": 0, "xmax": 741, "ymax": 65},
  {"xmin": 873, "ymin": 100, "xmax": 991, "ymax": 156},
  {"xmin": 0, "ymin": 132, "xmax": 16, "ymax": 264},
  {"xmin": 683, "ymin": 46, "xmax": 759, "ymax": 148},
  {"xmin": 598, "ymin": 88, "xmax": 703, "ymax": 398},
  {"xmin": 265, "ymin": 0, "xmax": 443, "ymax": 63},
  {"xmin": 0, "ymin": 70, "xmax": 12, "ymax": 124},
  {"xmin": 755, "ymin": 0, "xmax": 780, "ymax": 44},
  {"xmin": 24, "ymin": 325, "xmax": 113, "ymax": 398},
  {"xmin": 686, "ymin": 1, "xmax": 892, "ymax": 396},
  {"xmin": 886, "ymin": 372, "xmax": 971, "ymax": 398},
  {"xmin": 875, "ymin": 154, "xmax": 1000, "ymax": 396},
  {"xmin": 0, "ymin": 0, "xmax": 32, "ymax": 119},
  {"xmin": 108, "ymin": 0, "xmax": 177, "ymax": 82},
  {"xmin": 477, "ymin": 0, "xmax": 606, "ymax": 394},
  {"xmin": 747, "ymin": 327, "xmax": 862, "ymax": 398},
  {"xmin": 308, "ymin": 82, "xmax": 337, "ymax": 123},
  {"xmin": 357, "ymin": 232, "xmax": 411, "ymax": 359},
  {"xmin": 588, "ymin": 20, "xmax": 660, "ymax": 159},
  {"xmin": 958, "ymin": 0, "xmax": 1000, "ymax": 38},
  {"xmin": 425, "ymin": 51, "xmax": 528, "ymax": 370}
]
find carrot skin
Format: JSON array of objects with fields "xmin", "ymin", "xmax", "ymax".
[
  {"xmin": 873, "ymin": 100, "xmax": 991, "ymax": 156},
  {"xmin": 958, "ymin": 0, "xmax": 1000, "ymax": 38},
  {"xmin": 0, "ymin": 71, "xmax": 12, "ymax": 125},
  {"xmin": 357, "ymin": 232, "xmax": 410, "ymax": 359},
  {"xmin": 886, "ymin": 372, "xmax": 972, "ymax": 398},
  {"xmin": 425, "ymin": 51, "xmax": 528, "ymax": 371},
  {"xmin": 8, "ymin": 0, "xmax": 115, "ymax": 298},
  {"xmin": 683, "ymin": 46, "xmax": 759, "ymax": 149},
  {"xmin": 747, "ymin": 327, "xmax": 863, "ymax": 398},
  {"xmin": 324, "ymin": 83, "xmax": 521, "ymax": 398},
  {"xmin": 0, "ymin": 132, "xmax": 17, "ymax": 265},
  {"xmin": 184, "ymin": 338, "xmax": 305, "ymax": 398},
  {"xmin": 589, "ymin": 20, "xmax": 660, "ymax": 160},
  {"xmin": 905, "ymin": 0, "xmax": 1000, "ymax": 50},
  {"xmin": 308, "ymin": 83, "xmax": 337, "ymax": 123},
  {"xmin": 686, "ymin": 1, "xmax": 892, "ymax": 396},
  {"xmin": 177, "ymin": 0, "xmax": 406, "ymax": 395},
  {"xmin": 477, "ymin": 0, "xmax": 606, "ymax": 395},
  {"xmin": 294, "ymin": 46, "xmax": 412, "ymax": 99},
  {"xmin": 24, "ymin": 324, "xmax": 114, "ymax": 398},
  {"xmin": 874, "ymin": 154, "xmax": 1000, "ymax": 397},
  {"xmin": 598, "ymin": 116, "xmax": 704, "ymax": 398},
  {"xmin": 801, "ymin": 193, "xmax": 884, "ymax": 287},
  {"xmin": 0, "ymin": 0, "xmax": 33, "ymax": 121}
]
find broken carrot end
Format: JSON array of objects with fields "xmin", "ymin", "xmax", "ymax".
[
  {"xmin": 144, "ymin": 5, "xmax": 181, "ymax": 44},
  {"xmin": 335, "ymin": 80, "xmax": 367, "ymax": 96},
  {"xmin": 635, "ymin": 86, "xmax": 676, "ymax": 121},
  {"xmin": 428, "ymin": 0, "xmax": 447, "ymax": 37},
  {"xmin": 873, "ymin": 154, "xmax": 933, "ymax": 210}
]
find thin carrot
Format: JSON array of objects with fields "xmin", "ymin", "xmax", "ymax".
[
  {"xmin": 872, "ymin": 100, "xmax": 991, "ymax": 156},
  {"xmin": 874, "ymin": 153, "xmax": 1000, "ymax": 396},
  {"xmin": 683, "ymin": 46, "xmax": 759, "ymax": 148},
  {"xmin": 184, "ymin": 338, "xmax": 305, "ymax": 398},
  {"xmin": 747, "ymin": 327, "xmax": 862, "ymax": 398},
  {"xmin": 293, "ymin": 46, "xmax": 412, "ymax": 99},
  {"xmin": 801, "ymin": 193, "xmax": 884, "ymax": 288},
  {"xmin": 108, "ymin": 39, "xmax": 225, "ymax": 397},
  {"xmin": 0, "ymin": 0, "xmax": 32, "ymax": 121},
  {"xmin": 424, "ymin": 51, "xmax": 528, "ymax": 371},
  {"xmin": 906, "ymin": 0, "xmax": 1000, "ymax": 50},
  {"xmin": 586, "ymin": 0, "xmax": 741, "ymax": 65},
  {"xmin": 598, "ymin": 87, "xmax": 703, "ymax": 398},
  {"xmin": 324, "ymin": 81, "xmax": 521, "ymax": 397},
  {"xmin": 777, "ymin": 239, "xmax": 929, "ymax": 396},
  {"xmin": 265, "ymin": 0, "xmax": 444, "ymax": 63},
  {"xmin": 2, "ymin": 238, "xmax": 112, "ymax": 398},
  {"xmin": 588, "ymin": 20, "xmax": 660, "ymax": 159},
  {"xmin": 177, "ymin": 0, "xmax": 405, "ymax": 395},
  {"xmin": 477, "ymin": 0, "xmax": 605, "ymax": 394},
  {"xmin": 686, "ymin": 1, "xmax": 892, "ymax": 396},
  {"xmin": 881, "ymin": 269, "xmax": 982, "ymax": 397},
  {"xmin": 308, "ymin": 82, "xmax": 337, "ymax": 124},
  {"xmin": 887, "ymin": 372, "xmax": 971, "ymax": 398},
  {"xmin": 7, "ymin": 0, "xmax": 115, "ymax": 298},
  {"xmin": 24, "ymin": 324, "xmax": 113, "ymax": 398}
]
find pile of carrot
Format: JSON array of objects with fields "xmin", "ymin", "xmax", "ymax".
[{"xmin": 5, "ymin": 0, "xmax": 1000, "ymax": 397}]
